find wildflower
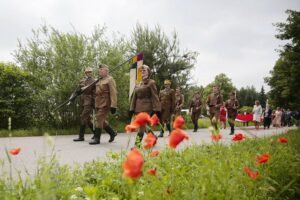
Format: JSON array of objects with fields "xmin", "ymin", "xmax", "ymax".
[
  {"xmin": 150, "ymin": 151, "xmax": 160, "ymax": 157},
  {"xmin": 232, "ymin": 133, "xmax": 246, "ymax": 141},
  {"xmin": 211, "ymin": 134, "xmax": 222, "ymax": 141},
  {"xmin": 173, "ymin": 115, "xmax": 185, "ymax": 129},
  {"xmin": 277, "ymin": 137, "xmax": 288, "ymax": 143},
  {"xmin": 256, "ymin": 153, "xmax": 270, "ymax": 165},
  {"xmin": 150, "ymin": 114, "xmax": 160, "ymax": 126},
  {"xmin": 133, "ymin": 112, "xmax": 151, "ymax": 126},
  {"xmin": 75, "ymin": 187, "xmax": 83, "ymax": 192},
  {"xmin": 147, "ymin": 168, "xmax": 157, "ymax": 176},
  {"xmin": 143, "ymin": 132, "xmax": 157, "ymax": 150},
  {"xmin": 123, "ymin": 148, "xmax": 144, "ymax": 179},
  {"xmin": 169, "ymin": 129, "xmax": 189, "ymax": 149},
  {"xmin": 70, "ymin": 194, "xmax": 78, "ymax": 200},
  {"xmin": 9, "ymin": 148, "xmax": 21, "ymax": 155},
  {"xmin": 244, "ymin": 166, "xmax": 259, "ymax": 180}
]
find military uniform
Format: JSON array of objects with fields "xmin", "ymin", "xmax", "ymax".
[
  {"xmin": 225, "ymin": 96, "xmax": 239, "ymax": 135},
  {"xmin": 74, "ymin": 68, "xmax": 96, "ymax": 142},
  {"xmin": 189, "ymin": 94, "xmax": 202, "ymax": 132},
  {"xmin": 206, "ymin": 91, "xmax": 223, "ymax": 129},
  {"xmin": 130, "ymin": 78, "xmax": 161, "ymax": 144},
  {"xmin": 89, "ymin": 65, "xmax": 118, "ymax": 145},
  {"xmin": 174, "ymin": 91, "xmax": 184, "ymax": 116},
  {"xmin": 159, "ymin": 85, "xmax": 175, "ymax": 136}
]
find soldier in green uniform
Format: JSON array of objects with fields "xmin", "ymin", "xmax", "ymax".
[
  {"xmin": 73, "ymin": 67, "xmax": 96, "ymax": 142},
  {"xmin": 129, "ymin": 65, "xmax": 161, "ymax": 145},
  {"xmin": 189, "ymin": 91, "xmax": 202, "ymax": 132},
  {"xmin": 225, "ymin": 92, "xmax": 240, "ymax": 135},
  {"xmin": 158, "ymin": 80, "xmax": 175, "ymax": 137},
  {"xmin": 89, "ymin": 64, "xmax": 117, "ymax": 145},
  {"xmin": 206, "ymin": 84, "xmax": 223, "ymax": 129}
]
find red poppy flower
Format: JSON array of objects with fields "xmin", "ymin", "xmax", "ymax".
[
  {"xmin": 169, "ymin": 129, "xmax": 189, "ymax": 149},
  {"xmin": 143, "ymin": 132, "xmax": 157, "ymax": 149},
  {"xmin": 123, "ymin": 148, "xmax": 144, "ymax": 179},
  {"xmin": 232, "ymin": 133, "xmax": 246, "ymax": 141},
  {"xmin": 211, "ymin": 134, "xmax": 222, "ymax": 141},
  {"xmin": 125, "ymin": 123, "xmax": 139, "ymax": 133},
  {"xmin": 150, "ymin": 114, "xmax": 160, "ymax": 126},
  {"xmin": 9, "ymin": 148, "xmax": 21, "ymax": 155},
  {"xmin": 244, "ymin": 166, "xmax": 259, "ymax": 180},
  {"xmin": 173, "ymin": 115, "xmax": 185, "ymax": 129},
  {"xmin": 150, "ymin": 151, "xmax": 160, "ymax": 157},
  {"xmin": 133, "ymin": 112, "xmax": 151, "ymax": 126},
  {"xmin": 147, "ymin": 168, "xmax": 157, "ymax": 176},
  {"xmin": 256, "ymin": 153, "xmax": 270, "ymax": 165},
  {"xmin": 277, "ymin": 137, "xmax": 288, "ymax": 143}
]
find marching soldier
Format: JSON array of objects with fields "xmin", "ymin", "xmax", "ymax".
[
  {"xmin": 158, "ymin": 80, "xmax": 175, "ymax": 137},
  {"xmin": 225, "ymin": 92, "xmax": 240, "ymax": 135},
  {"xmin": 73, "ymin": 67, "xmax": 96, "ymax": 142},
  {"xmin": 189, "ymin": 91, "xmax": 202, "ymax": 132},
  {"xmin": 129, "ymin": 65, "xmax": 161, "ymax": 146},
  {"xmin": 206, "ymin": 84, "xmax": 223, "ymax": 129},
  {"xmin": 89, "ymin": 64, "xmax": 117, "ymax": 145},
  {"xmin": 174, "ymin": 87, "xmax": 184, "ymax": 117}
]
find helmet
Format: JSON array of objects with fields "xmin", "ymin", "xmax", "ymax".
[{"xmin": 85, "ymin": 67, "xmax": 93, "ymax": 73}]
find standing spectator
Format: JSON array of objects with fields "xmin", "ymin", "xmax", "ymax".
[
  {"xmin": 219, "ymin": 103, "xmax": 227, "ymax": 129},
  {"xmin": 272, "ymin": 107, "xmax": 282, "ymax": 128},
  {"xmin": 281, "ymin": 109, "xmax": 287, "ymax": 126},
  {"xmin": 252, "ymin": 100, "xmax": 262, "ymax": 130},
  {"xmin": 263, "ymin": 105, "xmax": 272, "ymax": 129},
  {"xmin": 286, "ymin": 109, "xmax": 292, "ymax": 126}
]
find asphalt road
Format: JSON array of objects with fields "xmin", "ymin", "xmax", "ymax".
[{"xmin": 0, "ymin": 126, "xmax": 292, "ymax": 178}]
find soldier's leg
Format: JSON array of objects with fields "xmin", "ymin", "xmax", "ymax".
[
  {"xmin": 74, "ymin": 106, "xmax": 88, "ymax": 141},
  {"xmin": 158, "ymin": 110, "xmax": 165, "ymax": 137},
  {"xmin": 103, "ymin": 121, "xmax": 117, "ymax": 143},
  {"xmin": 214, "ymin": 111, "xmax": 220, "ymax": 130},
  {"xmin": 228, "ymin": 117, "xmax": 234, "ymax": 135},
  {"xmin": 89, "ymin": 108, "xmax": 106, "ymax": 145},
  {"xmin": 135, "ymin": 125, "xmax": 145, "ymax": 147},
  {"xmin": 195, "ymin": 112, "xmax": 201, "ymax": 132}
]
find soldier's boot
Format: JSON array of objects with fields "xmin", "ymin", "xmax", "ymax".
[
  {"xmin": 229, "ymin": 126, "xmax": 234, "ymax": 135},
  {"xmin": 105, "ymin": 125, "xmax": 117, "ymax": 143},
  {"xmin": 195, "ymin": 123, "xmax": 199, "ymax": 132},
  {"xmin": 158, "ymin": 129, "xmax": 164, "ymax": 137},
  {"xmin": 166, "ymin": 123, "xmax": 171, "ymax": 135},
  {"xmin": 88, "ymin": 123, "xmax": 96, "ymax": 140},
  {"xmin": 135, "ymin": 131, "xmax": 144, "ymax": 148},
  {"xmin": 89, "ymin": 128, "xmax": 101, "ymax": 145},
  {"xmin": 193, "ymin": 123, "xmax": 197, "ymax": 132},
  {"xmin": 73, "ymin": 125, "xmax": 85, "ymax": 141}
]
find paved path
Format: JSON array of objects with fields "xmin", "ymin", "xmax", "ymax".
[{"xmin": 0, "ymin": 126, "xmax": 292, "ymax": 178}]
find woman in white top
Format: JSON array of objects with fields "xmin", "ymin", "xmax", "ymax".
[{"xmin": 252, "ymin": 100, "xmax": 262, "ymax": 130}]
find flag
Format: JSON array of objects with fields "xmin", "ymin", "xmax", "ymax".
[{"xmin": 129, "ymin": 52, "xmax": 144, "ymax": 99}]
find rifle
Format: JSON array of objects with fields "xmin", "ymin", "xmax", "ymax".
[{"xmin": 53, "ymin": 55, "xmax": 135, "ymax": 111}]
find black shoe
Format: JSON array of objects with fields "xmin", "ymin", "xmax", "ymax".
[
  {"xmin": 193, "ymin": 129, "xmax": 197, "ymax": 132},
  {"xmin": 109, "ymin": 132, "xmax": 117, "ymax": 143},
  {"xmin": 158, "ymin": 131, "xmax": 164, "ymax": 137},
  {"xmin": 91, "ymin": 135, "xmax": 95, "ymax": 140},
  {"xmin": 73, "ymin": 137, "xmax": 84, "ymax": 142},
  {"xmin": 89, "ymin": 139, "xmax": 100, "ymax": 145}
]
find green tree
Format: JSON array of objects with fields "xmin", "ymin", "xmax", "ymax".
[
  {"xmin": 14, "ymin": 25, "xmax": 129, "ymax": 127},
  {"xmin": 129, "ymin": 24, "xmax": 198, "ymax": 89},
  {"xmin": 0, "ymin": 62, "xmax": 35, "ymax": 129},
  {"xmin": 265, "ymin": 10, "xmax": 300, "ymax": 110},
  {"xmin": 237, "ymin": 86, "xmax": 259, "ymax": 107},
  {"xmin": 258, "ymin": 86, "xmax": 267, "ymax": 108}
]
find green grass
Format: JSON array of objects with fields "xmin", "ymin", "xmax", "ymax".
[{"xmin": 0, "ymin": 129, "xmax": 299, "ymax": 199}]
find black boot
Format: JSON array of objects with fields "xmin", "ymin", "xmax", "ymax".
[
  {"xmin": 104, "ymin": 125, "xmax": 117, "ymax": 143},
  {"xmin": 89, "ymin": 128, "xmax": 101, "ymax": 145},
  {"xmin": 135, "ymin": 131, "xmax": 144, "ymax": 147},
  {"xmin": 193, "ymin": 123, "xmax": 197, "ymax": 132},
  {"xmin": 88, "ymin": 123, "xmax": 96, "ymax": 140},
  {"xmin": 229, "ymin": 126, "xmax": 234, "ymax": 135},
  {"xmin": 73, "ymin": 125, "xmax": 85, "ymax": 141},
  {"xmin": 166, "ymin": 123, "xmax": 171, "ymax": 135},
  {"xmin": 158, "ymin": 129, "xmax": 164, "ymax": 137}
]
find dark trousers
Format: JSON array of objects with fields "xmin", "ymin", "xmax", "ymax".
[{"xmin": 263, "ymin": 117, "xmax": 271, "ymax": 129}]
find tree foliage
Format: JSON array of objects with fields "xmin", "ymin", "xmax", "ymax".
[
  {"xmin": 0, "ymin": 62, "xmax": 35, "ymax": 129},
  {"xmin": 265, "ymin": 10, "xmax": 300, "ymax": 110},
  {"xmin": 237, "ymin": 86, "xmax": 259, "ymax": 107}
]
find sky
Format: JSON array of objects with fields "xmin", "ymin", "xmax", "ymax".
[{"xmin": 0, "ymin": 0, "xmax": 299, "ymax": 91}]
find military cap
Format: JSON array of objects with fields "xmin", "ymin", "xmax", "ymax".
[
  {"xmin": 84, "ymin": 67, "xmax": 93, "ymax": 72},
  {"xmin": 164, "ymin": 79, "xmax": 171, "ymax": 85}
]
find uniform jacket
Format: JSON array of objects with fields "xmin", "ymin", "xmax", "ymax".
[
  {"xmin": 95, "ymin": 75, "xmax": 117, "ymax": 109},
  {"xmin": 225, "ymin": 99, "xmax": 240, "ymax": 117},
  {"xmin": 159, "ymin": 88, "xmax": 175, "ymax": 113},
  {"xmin": 206, "ymin": 93, "xmax": 223, "ymax": 109},
  {"xmin": 79, "ymin": 77, "xmax": 95, "ymax": 106},
  {"xmin": 130, "ymin": 79, "xmax": 161, "ymax": 113},
  {"xmin": 175, "ymin": 93, "xmax": 184, "ymax": 112},
  {"xmin": 189, "ymin": 97, "xmax": 202, "ymax": 113}
]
